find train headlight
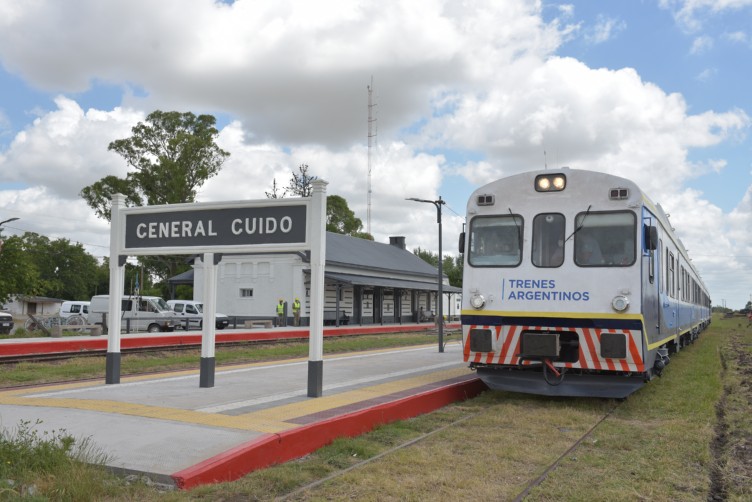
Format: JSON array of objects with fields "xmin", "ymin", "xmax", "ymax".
[
  {"xmin": 611, "ymin": 295, "xmax": 630, "ymax": 312},
  {"xmin": 470, "ymin": 294, "xmax": 486, "ymax": 310},
  {"xmin": 535, "ymin": 174, "xmax": 566, "ymax": 192}
]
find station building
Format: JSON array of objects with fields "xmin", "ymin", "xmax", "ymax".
[{"xmin": 174, "ymin": 233, "xmax": 461, "ymax": 326}]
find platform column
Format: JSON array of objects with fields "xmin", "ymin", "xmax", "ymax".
[
  {"xmin": 308, "ymin": 180, "xmax": 328, "ymax": 397},
  {"xmin": 106, "ymin": 194, "xmax": 126, "ymax": 384},
  {"xmin": 200, "ymin": 252, "xmax": 219, "ymax": 388}
]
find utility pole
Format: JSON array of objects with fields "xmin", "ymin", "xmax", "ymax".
[{"xmin": 367, "ymin": 76, "xmax": 377, "ymax": 235}]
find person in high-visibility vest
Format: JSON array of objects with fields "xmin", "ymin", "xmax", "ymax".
[
  {"xmin": 292, "ymin": 298, "xmax": 301, "ymax": 326},
  {"xmin": 276, "ymin": 299, "xmax": 285, "ymax": 327}
]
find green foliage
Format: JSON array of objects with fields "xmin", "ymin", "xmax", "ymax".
[
  {"xmin": 0, "ymin": 232, "xmax": 102, "ymax": 303},
  {"xmin": 413, "ymin": 247, "xmax": 463, "ymax": 288},
  {"xmin": 0, "ymin": 419, "xmax": 115, "ymax": 500},
  {"xmin": 326, "ymin": 195, "xmax": 365, "ymax": 236},
  {"xmin": 266, "ymin": 164, "xmax": 373, "ymax": 240},
  {"xmin": 0, "ymin": 235, "xmax": 42, "ymax": 304},
  {"xmin": 80, "ymin": 110, "xmax": 228, "ymax": 296},
  {"xmin": 21, "ymin": 233, "xmax": 100, "ymax": 301},
  {"xmin": 85, "ymin": 110, "xmax": 230, "ymax": 216},
  {"xmin": 0, "ymin": 420, "xmax": 76, "ymax": 479}
]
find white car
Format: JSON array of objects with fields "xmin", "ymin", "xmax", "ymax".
[
  {"xmin": 0, "ymin": 310, "xmax": 13, "ymax": 335},
  {"xmin": 167, "ymin": 300, "xmax": 230, "ymax": 330},
  {"xmin": 60, "ymin": 301, "xmax": 90, "ymax": 320}
]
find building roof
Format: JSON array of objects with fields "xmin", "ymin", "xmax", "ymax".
[
  {"xmin": 168, "ymin": 233, "xmax": 451, "ymax": 286},
  {"xmin": 324, "ymin": 233, "xmax": 440, "ymax": 279}
]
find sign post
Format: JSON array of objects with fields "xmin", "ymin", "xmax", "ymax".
[
  {"xmin": 106, "ymin": 194, "xmax": 125, "ymax": 384},
  {"xmin": 307, "ymin": 180, "xmax": 328, "ymax": 397},
  {"xmin": 200, "ymin": 252, "xmax": 218, "ymax": 388}
]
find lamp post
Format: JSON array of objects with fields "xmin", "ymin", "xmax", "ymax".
[
  {"xmin": 406, "ymin": 196, "xmax": 446, "ymax": 353},
  {"xmin": 0, "ymin": 217, "xmax": 19, "ymax": 230}
]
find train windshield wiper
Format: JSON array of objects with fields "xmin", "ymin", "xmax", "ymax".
[{"xmin": 564, "ymin": 204, "xmax": 592, "ymax": 243}]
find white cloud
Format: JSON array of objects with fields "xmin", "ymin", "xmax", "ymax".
[
  {"xmin": 0, "ymin": 97, "xmax": 141, "ymax": 200},
  {"xmin": 585, "ymin": 15, "xmax": 626, "ymax": 45},
  {"xmin": 690, "ymin": 35, "xmax": 714, "ymax": 54},
  {"xmin": 696, "ymin": 68, "xmax": 718, "ymax": 81},
  {"xmin": 660, "ymin": 0, "xmax": 752, "ymax": 32},
  {"xmin": 0, "ymin": 0, "xmax": 751, "ymax": 306}
]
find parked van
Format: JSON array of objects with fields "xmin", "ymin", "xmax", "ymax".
[
  {"xmin": 89, "ymin": 295, "xmax": 178, "ymax": 333},
  {"xmin": 166, "ymin": 300, "xmax": 230, "ymax": 330},
  {"xmin": 60, "ymin": 301, "xmax": 90, "ymax": 320}
]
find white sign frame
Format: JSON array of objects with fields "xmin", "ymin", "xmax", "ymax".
[{"xmin": 105, "ymin": 181, "xmax": 328, "ymax": 396}]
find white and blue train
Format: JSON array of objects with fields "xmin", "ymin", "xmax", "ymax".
[{"xmin": 460, "ymin": 168, "xmax": 711, "ymax": 398}]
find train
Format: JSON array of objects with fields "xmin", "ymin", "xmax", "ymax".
[{"xmin": 459, "ymin": 168, "xmax": 711, "ymax": 398}]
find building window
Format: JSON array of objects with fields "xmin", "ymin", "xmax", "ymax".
[{"xmin": 240, "ymin": 288, "xmax": 254, "ymax": 298}]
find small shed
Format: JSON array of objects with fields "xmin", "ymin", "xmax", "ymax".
[{"xmin": 4, "ymin": 295, "xmax": 64, "ymax": 317}]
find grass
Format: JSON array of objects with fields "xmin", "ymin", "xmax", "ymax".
[
  {"xmin": 0, "ymin": 419, "xmax": 119, "ymax": 501},
  {"xmin": 1, "ymin": 316, "xmax": 748, "ymax": 501}
]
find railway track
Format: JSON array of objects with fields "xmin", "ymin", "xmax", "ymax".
[
  {"xmin": 0, "ymin": 327, "xmax": 462, "ymax": 366},
  {"xmin": 277, "ymin": 391, "xmax": 623, "ymax": 501}
]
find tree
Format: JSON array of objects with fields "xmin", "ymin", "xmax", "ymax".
[
  {"xmin": 81, "ymin": 111, "xmax": 230, "ymax": 218},
  {"xmin": 286, "ymin": 163, "xmax": 317, "ymax": 197},
  {"xmin": 327, "ymin": 195, "xmax": 364, "ymax": 235},
  {"xmin": 413, "ymin": 247, "xmax": 463, "ymax": 288},
  {"xmin": 266, "ymin": 164, "xmax": 318, "ymax": 199},
  {"xmin": 80, "ymin": 111, "xmax": 229, "ymax": 295},
  {"xmin": 268, "ymin": 165, "xmax": 373, "ymax": 239},
  {"xmin": 0, "ymin": 232, "xmax": 102, "ymax": 303},
  {"xmin": 0, "ymin": 235, "xmax": 42, "ymax": 304},
  {"xmin": 265, "ymin": 179, "xmax": 285, "ymax": 199},
  {"xmin": 20, "ymin": 233, "xmax": 100, "ymax": 300}
]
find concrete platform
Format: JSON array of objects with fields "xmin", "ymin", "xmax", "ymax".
[{"xmin": 0, "ymin": 342, "xmax": 484, "ymax": 489}]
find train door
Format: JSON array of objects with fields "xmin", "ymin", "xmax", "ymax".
[
  {"xmin": 662, "ymin": 245, "xmax": 679, "ymax": 338},
  {"xmin": 641, "ymin": 209, "xmax": 660, "ymax": 343}
]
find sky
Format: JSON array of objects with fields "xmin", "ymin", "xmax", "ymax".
[{"xmin": 0, "ymin": 0, "xmax": 751, "ymax": 308}]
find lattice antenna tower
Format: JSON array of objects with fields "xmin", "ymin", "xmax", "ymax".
[{"xmin": 367, "ymin": 76, "xmax": 377, "ymax": 235}]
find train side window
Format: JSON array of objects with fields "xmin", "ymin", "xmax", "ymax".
[
  {"xmin": 574, "ymin": 211, "xmax": 635, "ymax": 267},
  {"xmin": 667, "ymin": 251, "xmax": 675, "ymax": 298},
  {"xmin": 532, "ymin": 213, "xmax": 564, "ymax": 268},
  {"xmin": 658, "ymin": 239, "xmax": 663, "ymax": 293},
  {"xmin": 468, "ymin": 215, "xmax": 523, "ymax": 267}
]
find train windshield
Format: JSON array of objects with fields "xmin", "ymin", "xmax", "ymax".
[
  {"xmin": 574, "ymin": 211, "xmax": 636, "ymax": 267},
  {"xmin": 532, "ymin": 213, "xmax": 565, "ymax": 268},
  {"xmin": 468, "ymin": 215, "xmax": 523, "ymax": 267}
]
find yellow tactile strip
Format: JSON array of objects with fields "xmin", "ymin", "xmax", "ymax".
[{"xmin": 0, "ymin": 360, "xmax": 468, "ymax": 434}]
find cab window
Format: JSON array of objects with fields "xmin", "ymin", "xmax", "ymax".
[
  {"xmin": 574, "ymin": 211, "xmax": 636, "ymax": 267},
  {"xmin": 468, "ymin": 215, "xmax": 523, "ymax": 267},
  {"xmin": 532, "ymin": 213, "xmax": 565, "ymax": 268}
]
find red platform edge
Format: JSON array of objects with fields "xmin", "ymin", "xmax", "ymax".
[
  {"xmin": 0, "ymin": 323, "xmax": 458, "ymax": 357},
  {"xmin": 171, "ymin": 375, "xmax": 486, "ymax": 490}
]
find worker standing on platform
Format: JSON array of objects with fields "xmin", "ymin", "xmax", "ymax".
[
  {"xmin": 276, "ymin": 299, "xmax": 286, "ymax": 327},
  {"xmin": 292, "ymin": 298, "xmax": 301, "ymax": 326}
]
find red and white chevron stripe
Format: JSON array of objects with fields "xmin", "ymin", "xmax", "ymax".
[{"xmin": 463, "ymin": 324, "xmax": 644, "ymax": 372}]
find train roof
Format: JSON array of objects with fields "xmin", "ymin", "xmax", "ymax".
[{"xmin": 468, "ymin": 167, "xmax": 707, "ymax": 290}]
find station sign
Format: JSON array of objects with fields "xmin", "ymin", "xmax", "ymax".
[{"xmin": 123, "ymin": 203, "xmax": 307, "ymax": 251}]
